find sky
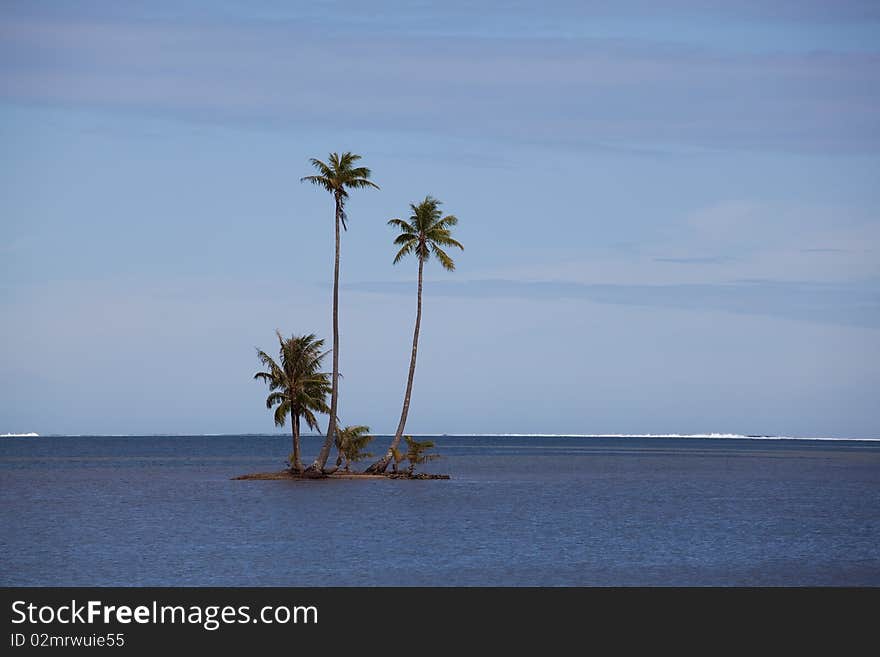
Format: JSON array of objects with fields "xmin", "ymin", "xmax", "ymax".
[{"xmin": 1, "ymin": 1, "xmax": 879, "ymax": 437}]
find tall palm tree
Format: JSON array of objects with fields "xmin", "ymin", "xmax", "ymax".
[
  {"xmin": 366, "ymin": 196, "xmax": 462, "ymax": 473},
  {"xmin": 302, "ymin": 152, "xmax": 379, "ymax": 473},
  {"xmin": 254, "ymin": 331, "xmax": 331, "ymax": 473}
]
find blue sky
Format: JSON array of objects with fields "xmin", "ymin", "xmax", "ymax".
[{"xmin": 1, "ymin": 1, "xmax": 878, "ymax": 437}]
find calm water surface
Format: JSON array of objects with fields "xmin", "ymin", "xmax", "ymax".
[{"xmin": 1, "ymin": 435, "xmax": 878, "ymax": 586}]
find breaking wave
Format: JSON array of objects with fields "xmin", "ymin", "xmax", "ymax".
[{"xmin": 428, "ymin": 433, "xmax": 880, "ymax": 441}]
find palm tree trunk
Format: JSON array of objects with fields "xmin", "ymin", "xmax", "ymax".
[
  {"xmin": 366, "ymin": 257, "xmax": 423, "ymax": 473},
  {"xmin": 308, "ymin": 194, "xmax": 342, "ymax": 473},
  {"xmin": 291, "ymin": 413, "xmax": 303, "ymax": 473},
  {"xmin": 335, "ymin": 435, "xmax": 343, "ymax": 469}
]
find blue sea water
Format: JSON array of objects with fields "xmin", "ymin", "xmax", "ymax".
[{"xmin": 1, "ymin": 434, "xmax": 878, "ymax": 586}]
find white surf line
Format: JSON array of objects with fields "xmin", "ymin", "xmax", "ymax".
[
  {"xmin": 412, "ymin": 433, "xmax": 880, "ymax": 441},
  {"xmin": 27, "ymin": 433, "xmax": 880, "ymax": 442}
]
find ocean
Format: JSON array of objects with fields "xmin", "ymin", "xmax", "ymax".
[{"xmin": 1, "ymin": 434, "xmax": 878, "ymax": 586}]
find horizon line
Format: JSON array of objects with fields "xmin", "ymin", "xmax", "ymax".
[{"xmin": 5, "ymin": 432, "xmax": 879, "ymax": 442}]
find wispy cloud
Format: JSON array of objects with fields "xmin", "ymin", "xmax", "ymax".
[
  {"xmin": 7, "ymin": 2, "xmax": 879, "ymax": 35},
  {"xmin": 474, "ymin": 198, "xmax": 879, "ymax": 288},
  {"xmin": 345, "ymin": 278, "xmax": 880, "ymax": 328},
  {"xmin": 1, "ymin": 12, "xmax": 878, "ymax": 153},
  {"xmin": 653, "ymin": 256, "xmax": 735, "ymax": 264}
]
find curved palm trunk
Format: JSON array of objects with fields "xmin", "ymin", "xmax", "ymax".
[
  {"xmin": 366, "ymin": 258, "xmax": 423, "ymax": 473},
  {"xmin": 307, "ymin": 193, "xmax": 342, "ymax": 473},
  {"xmin": 290, "ymin": 413, "xmax": 303, "ymax": 473}
]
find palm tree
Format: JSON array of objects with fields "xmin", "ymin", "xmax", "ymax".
[
  {"xmin": 366, "ymin": 196, "xmax": 462, "ymax": 473},
  {"xmin": 403, "ymin": 435, "xmax": 441, "ymax": 475},
  {"xmin": 334, "ymin": 425, "xmax": 375, "ymax": 472},
  {"xmin": 302, "ymin": 152, "xmax": 379, "ymax": 473},
  {"xmin": 254, "ymin": 331, "xmax": 331, "ymax": 473}
]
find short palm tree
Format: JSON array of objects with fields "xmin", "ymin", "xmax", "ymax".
[
  {"xmin": 254, "ymin": 331, "xmax": 331, "ymax": 473},
  {"xmin": 403, "ymin": 436, "xmax": 441, "ymax": 475},
  {"xmin": 389, "ymin": 446, "xmax": 407, "ymax": 474},
  {"xmin": 302, "ymin": 152, "xmax": 379, "ymax": 473},
  {"xmin": 334, "ymin": 425, "xmax": 375, "ymax": 472},
  {"xmin": 366, "ymin": 196, "xmax": 462, "ymax": 473}
]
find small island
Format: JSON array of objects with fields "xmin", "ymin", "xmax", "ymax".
[
  {"xmin": 233, "ymin": 471, "xmax": 450, "ymax": 481},
  {"xmin": 235, "ymin": 431, "xmax": 448, "ymax": 480},
  {"xmin": 237, "ymin": 152, "xmax": 459, "ymax": 482}
]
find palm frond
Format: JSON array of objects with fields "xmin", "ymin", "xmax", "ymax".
[
  {"xmin": 265, "ymin": 391, "xmax": 287, "ymax": 409},
  {"xmin": 346, "ymin": 177, "xmax": 380, "ymax": 190},
  {"xmin": 300, "ymin": 175, "xmax": 333, "ymax": 194},
  {"xmin": 339, "ymin": 202, "xmax": 348, "ymax": 231},
  {"xmin": 429, "ymin": 232, "xmax": 464, "ymax": 251},
  {"xmin": 431, "ymin": 244, "xmax": 456, "ymax": 271},
  {"xmin": 393, "ymin": 242, "xmax": 416, "ymax": 264},
  {"xmin": 307, "ymin": 157, "xmax": 332, "ymax": 176},
  {"xmin": 254, "ymin": 348, "xmax": 286, "ymax": 387},
  {"xmin": 301, "ymin": 408, "xmax": 321, "ymax": 432},
  {"xmin": 253, "ymin": 371, "xmax": 274, "ymax": 384},
  {"xmin": 255, "ymin": 348, "xmax": 281, "ymax": 371},
  {"xmin": 435, "ymin": 214, "xmax": 458, "ymax": 229},
  {"xmin": 387, "ymin": 218, "xmax": 416, "ymax": 233},
  {"xmin": 393, "ymin": 233, "xmax": 418, "ymax": 247},
  {"xmin": 273, "ymin": 399, "xmax": 290, "ymax": 427},
  {"xmin": 416, "ymin": 240, "xmax": 431, "ymax": 262}
]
